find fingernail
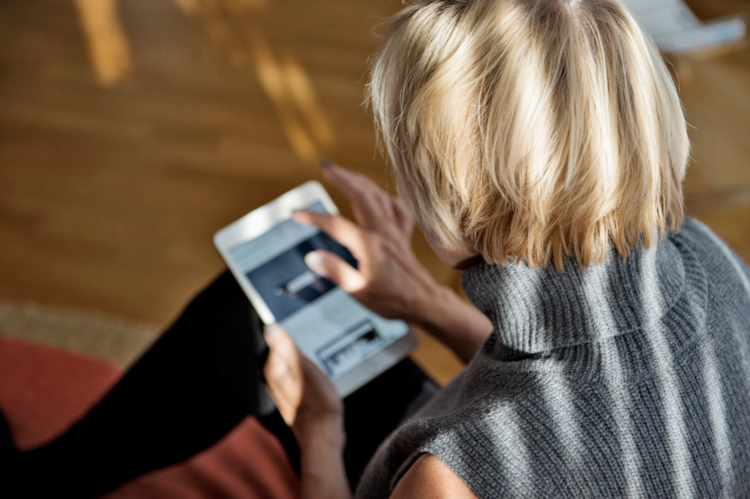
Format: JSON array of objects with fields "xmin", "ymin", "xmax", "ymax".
[
  {"xmin": 304, "ymin": 251, "xmax": 324, "ymax": 271},
  {"xmin": 320, "ymin": 159, "xmax": 334, "ymax": 169}
]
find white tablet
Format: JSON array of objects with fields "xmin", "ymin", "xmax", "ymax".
[{"xmin": 214, "ymin": 181, "xmax": 418, "ymax": 397}]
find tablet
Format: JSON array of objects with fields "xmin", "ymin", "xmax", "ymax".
[{"xmin": 214, "ymin": 181, "xmax": 418, "ymax": 397}]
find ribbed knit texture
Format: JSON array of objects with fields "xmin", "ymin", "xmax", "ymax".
[{"xmin": 356, "ymin": 218, "xmax": 750, "ymax": 498}]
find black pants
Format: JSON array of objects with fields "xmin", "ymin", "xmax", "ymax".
[{"xmin": 0, "ymin": 271, "xmax": 437, "ymax": 497}]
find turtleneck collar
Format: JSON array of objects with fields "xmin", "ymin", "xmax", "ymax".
[{"xmin": 460, "ymin": 238, "xmax": 686, "ymax": 356}]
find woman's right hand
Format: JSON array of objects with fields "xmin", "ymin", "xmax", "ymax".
[
  {"xmin": 295, "ymin": 162, "xmax": 493, "ymax": 364},
  {"xmin": 294, "ymin": 162, "xmax": 441, "ymax": 324}
]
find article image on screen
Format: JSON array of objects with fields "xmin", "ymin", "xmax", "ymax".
[{"xmin": 245, "ymin": 232, "xmax": 357, "ymax": 322}]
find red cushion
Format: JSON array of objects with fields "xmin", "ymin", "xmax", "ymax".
[{"xmin": 0, "ymin": 335, "xmax": 299, "ymax": 498}]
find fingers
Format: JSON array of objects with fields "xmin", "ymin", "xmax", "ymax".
[
  {"xmin": 321, "ymin": 161, "xmax": 373, "ymax": 200},
  {"xmin": 304, "ymin": 250, "xmax": 366, "ymax": 293},
  {"xmin": 264, "ymin": 324, "xmax": 298, "ymax": 362},
  {"xmin": 391, "ymin": 196, "xmax": 415, "ymax": 238},
  {"xmin": 263, "ymin": 325, "xmax": 301, "ymax": 425},
  {"xmin": 298, "ymin": 355, "xmax": 336, "ymax": 398},
  {"xmin": 263, "ymin": 325, "xmax": 300, "ymax": 384},
  {"xmin": 293, "ymin": 210, "xmax": 366, "ymax": 256},
  {"xmin": 263, "ymin": 324, "xmax": 343, "ymax": 429},
  {"xmin": 321, "ymin": 162, "xmax": 397, "ymax": 231}
]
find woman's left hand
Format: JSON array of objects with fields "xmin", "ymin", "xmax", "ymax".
[
  {"xmin": 263, "ymin": 324, "xmax": 345, "ymax": 449},
  {"xmin": 263, "ymin": 325, "xmax": 351, "ymax": 499}
]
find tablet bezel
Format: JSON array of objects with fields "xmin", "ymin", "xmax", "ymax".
[{"xmin": 213, "ymin": 180, "xmax": 418, "ymax": 397}]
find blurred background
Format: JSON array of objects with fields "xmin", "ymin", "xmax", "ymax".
[{"xmin": 0, "ymin": 0, "xmax": 749, "ymax": 387}]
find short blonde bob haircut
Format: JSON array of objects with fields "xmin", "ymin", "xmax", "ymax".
[{"xmin": 368, "ymin": 0, "xmax": 690, "ymax": 269}]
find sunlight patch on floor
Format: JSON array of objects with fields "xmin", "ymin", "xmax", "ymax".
[
  {"xmin": 74, "ymin": 0, "xmax": 133, "ymax": 86},
  {"xmin": 174, "ymin": 0, "xmax": 334, "ymax": 163}
]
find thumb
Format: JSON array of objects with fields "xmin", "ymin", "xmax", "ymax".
[
  {"xmin": 263, "ymin": 323, "xmax": 293, "ymax": 352},
  {"xmin": 304, "ymin": 250, "xmax": 365, "ymax": 293},
  {"xmin": 263, "ymin": 324, "xmax": 300, "ymax": 377},
  {"xmin": 262, "ymin": 324, "xmax": 302, "ymax": 427}
]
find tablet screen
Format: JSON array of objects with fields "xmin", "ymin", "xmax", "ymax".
[{"xmin": 228, "ymin": 202, "xmax": 410, "ymax": 379}]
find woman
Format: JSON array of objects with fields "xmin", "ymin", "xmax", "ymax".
[
  {"xmin": 268, "ymin": 0, "xmax": 750, "ymax": 497},
  {"xmin": 4, "ymin": 0, "xmax": 750, "ymax": 497}
]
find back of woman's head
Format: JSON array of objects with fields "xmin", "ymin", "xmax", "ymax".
[{"xmin": 368, "ymin": 0, "xmax": 689, "ymax": 269}]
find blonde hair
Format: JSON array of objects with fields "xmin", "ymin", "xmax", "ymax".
[{"xmin": 368, "ymin": 0, "xmax": 689, "ymax": 269}]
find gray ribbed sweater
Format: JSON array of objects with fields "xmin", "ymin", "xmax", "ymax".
[{"xmin": 356, "ymin": 218, "xmax": 750, "ymax": 498}]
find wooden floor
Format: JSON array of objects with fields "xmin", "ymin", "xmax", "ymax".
[{"xmin": 1, "ymin": 0, "xmax": 748, "ymax": 385}]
